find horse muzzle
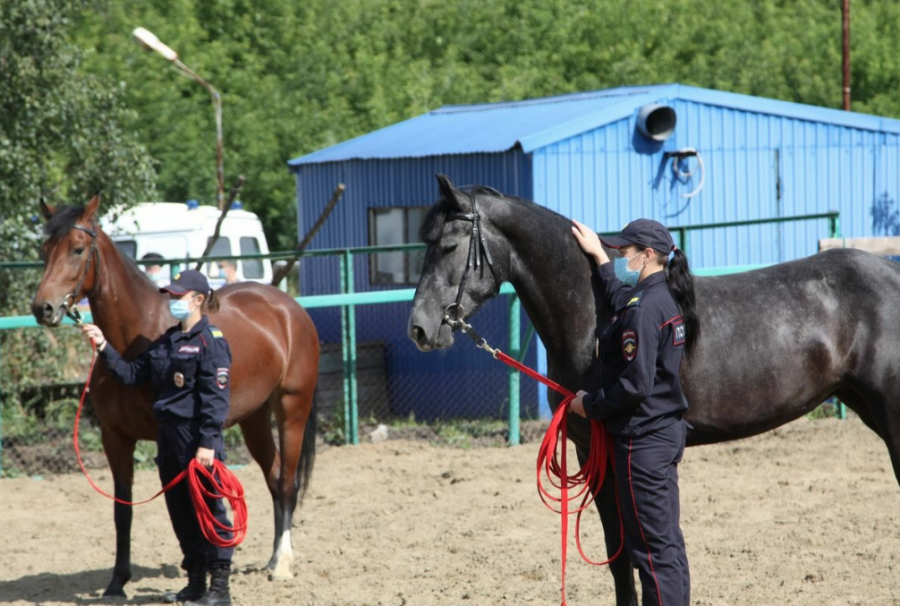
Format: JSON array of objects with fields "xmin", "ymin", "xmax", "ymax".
[
  {"xmin": 407, "ymin": 317, "xmax": 455, "ymax": 352},
  {"xmin": 32, "ymin": 299, "xmax": 67, "ymax": 327}
]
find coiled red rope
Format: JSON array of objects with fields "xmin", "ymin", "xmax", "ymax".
[
  {"xmin": 73, "ymin": 339, "xmax": 247, "ymax": 548},
  {"xmin": 494, "ymin": 351, "xmax": 623, "ymax": 606}
]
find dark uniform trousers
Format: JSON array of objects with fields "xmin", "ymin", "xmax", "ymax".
[
  {"xmin": 613, "ymin": 419, "xmax": 690, "ymax": 606},
  {"xmin": 156, "ymin": 419, "xmax": 234, "ymax": 570}
]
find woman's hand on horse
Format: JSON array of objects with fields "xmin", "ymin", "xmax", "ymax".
[
  {"xmin": 80, "ymin": 323, "xmax": 107, "ymax": 351},
  {"xmin": 571, "ymin": 220, "xmax": 609, "ymax": 266},
  {"xmin": 195, "ymin": 447, "xmax": 215, "ymax": 468},
  {"xmin": 569, "ymin": 390, "xmax": 589, "ymax": 418}
]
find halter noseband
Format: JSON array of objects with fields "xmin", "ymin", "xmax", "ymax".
[
  {"xmin": 441, "ymin": 189, "xmax": 496, "ymax": 329},
  {"xmin": 63, "ymin": 223, "xmax": 99, "ymax": 323}
]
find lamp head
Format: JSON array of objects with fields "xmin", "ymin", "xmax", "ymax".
[{"xmin": 132, "ymin": 27, "xmax": 178, "ymax": 62}]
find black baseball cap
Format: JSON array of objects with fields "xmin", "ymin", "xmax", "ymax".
[
  {"xmin": 600, "ymin": 219, "xmax": 675, "ymax": 254},
  {"xmin": 160, "ymin": 270, "xmax": 210, "ymax": 295}
]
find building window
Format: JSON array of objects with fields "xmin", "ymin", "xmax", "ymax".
[{"xmin": 368, "ymin": 207, "xmax": 427, "ymax": 285}]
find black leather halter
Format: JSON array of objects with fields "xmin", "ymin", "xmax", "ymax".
[
  {"xmin": 63, "ymin": 223, "xmax": 99, "ymax": 323},
  {"xmin": 441, "ymin": 189, "xmax": 496, "ymax": 329}
]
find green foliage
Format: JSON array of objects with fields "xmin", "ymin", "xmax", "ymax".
[
  {"xmin": 66, "ymin": 0, "xmax": 900, "ymax": 253},
  {"xmin": 0, "ymin": 0, "xmax": 156, "ymax": 441},
  {"xmin": 320, "ymin": 405, "xmax": 347, "ymax": 446}
]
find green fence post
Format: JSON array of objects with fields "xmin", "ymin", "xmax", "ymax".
[
  {"xmin": 828, "ymin": 213, "xmax": 848, "ymax": 419},
  {"xmin": 508, "ymin": 294, "xmax": 521, "ymax": 446},
  {"xmin": 345, "ymin": 250, "xmax": 359, "ymax": 445},
  {"xmin": 828, "ymin": 213, "xmax": 841, "ymax": 240},
  {"xmin": 339, "ymin": 255, "xmax": 351, "ymax": 444},
  {"xmin": 0, "ymin": 337, "xmax": 3, "ymax": 476}
]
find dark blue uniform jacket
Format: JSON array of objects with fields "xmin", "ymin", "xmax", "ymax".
[
  {"xmin": 582, "ymin": 263, "xmax": 688, "ymax": 436},
  {"xmin": 101, "ymin": 316, "xmax": 232, "ymax": 450}
]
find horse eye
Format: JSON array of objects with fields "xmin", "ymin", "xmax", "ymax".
[
  {"xmin": 73, "ymin": 247, "xmax": 85, "ymax": 255},
  {"xmin": 441, "ymin": 243, "xmax": 458, "ymax": 254}
]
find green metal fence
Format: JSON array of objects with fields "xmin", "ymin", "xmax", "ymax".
[{"xmin": 0, "ymin": 211, "xmax": 843, "ymax": 475}]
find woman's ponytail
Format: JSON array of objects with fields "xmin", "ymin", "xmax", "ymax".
[
  {"xmin": 666, "ymin": 248, "xmax": 700, "ymax": 358},
  {"xmin": 204, "ymin": 289, "xmax": 221, "ymax": 314}
]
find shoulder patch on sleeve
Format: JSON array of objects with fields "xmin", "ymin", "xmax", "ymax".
[
  {"xmin": 216, "ymin": 368, "xmax": 229, "ymax": 389},
  {"xmin": 208, "ymin": 325, "xmax": 224, "ymax": 339},
  {"xmin": 622, "ymin": 329, "xmax": 638, "ymax": 361}
]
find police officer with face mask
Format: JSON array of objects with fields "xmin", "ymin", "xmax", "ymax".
[
  {"xmin": 570, "ymin": 219, "xmax": 700, "ymax": 606},
  {"xmin": 81, "ymin": 270, "xmax": 234, "ymax": 606}
]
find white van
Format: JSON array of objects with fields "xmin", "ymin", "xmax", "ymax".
[{"xmin": 102, "ymin": 201, "xmax": 273, "ymax": 288}]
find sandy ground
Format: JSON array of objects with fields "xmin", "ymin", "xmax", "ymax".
[{"xmin": 0, "ymin": 416, "xmax": 899, "ymax": 606}]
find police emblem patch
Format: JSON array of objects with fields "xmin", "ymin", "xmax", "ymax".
[
  {"xmin": 673, "ymin": 321, "xmax": 686, "ymax": 346},
  {"xmin": 622, "ymin": 330, "xmax": 638, "ymax": 361},
  {"xmin": 216, "ymin": 368, "xmax": 229, "ymax": 389},
  {"xmin": 173, "ymin": 372, "xmax": 185, "ymax": 388}
]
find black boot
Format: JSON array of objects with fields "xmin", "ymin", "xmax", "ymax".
[
  {"xmin": 185, "ymin": 565, "xmax": 231, "ymax": 606},
  {"xmin": 163, "ymin": 563, "xmax": 207, "ymax": 603}
]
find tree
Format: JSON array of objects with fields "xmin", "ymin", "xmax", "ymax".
[
  {"xmin": 0, "ymin": 0, "xmax": 156, "ymax": 407},
  {"xmin": 70, "ymin": 0, "xmax": 900, "ymax": 251}
]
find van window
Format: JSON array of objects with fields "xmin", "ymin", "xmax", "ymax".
[
  {"xmin": 203, "ymin": 236, "xmax": 232, "ymax": 278},
  {"xmin": 239, "ymin": 237, "xmax": 263, "ymax": 279},
  {"xmin": 114, "ymin": 240, "xmax": 137, "ymax": 259}
]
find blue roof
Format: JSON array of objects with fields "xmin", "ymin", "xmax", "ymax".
[{"xmin": 288, "ymin": 83, "xmax": 900, "ymax": 168}]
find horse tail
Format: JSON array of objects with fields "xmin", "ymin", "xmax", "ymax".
[
  {"xmin": 296, "ymin": 397, "xmax": 317, "ymax": 502},
  {"xmin": 666, "ymin": 248, "xmax": 700, "ymax": 358}
]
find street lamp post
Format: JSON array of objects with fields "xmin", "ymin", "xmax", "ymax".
[{"xmin": 133, "ymin": 27, "xmax": 225, "ymax": 209}]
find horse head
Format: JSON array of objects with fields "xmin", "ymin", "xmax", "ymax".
[
  {"xmin": 32, "ymin": 194, "xmax": 103, "ymax": 326},
  {"xmin": 408, "ymin": 174, "xmax": 510, "ymax": 351}
]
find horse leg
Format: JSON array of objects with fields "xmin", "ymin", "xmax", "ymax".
[
  {"xmin": 101, "ymin": 429, "xmax": 137, "ymax": 597},
  {"xmin": 238, "ymin": 404, "xmax": 284, "ymax": 571},
  {"xmin": 853, "ymin": 386, "xmax": 900, "ymax": 488},
  {"xmin": 835, "ymin": 387, "xmax": 882, "ymax": 437},
  {"xmin": 268, "ymin": 389, "xmax": 317, "ymax": 580},
  {"xmin": 576, "ymin": 445, "xmax": 637, "ymax": 606}
]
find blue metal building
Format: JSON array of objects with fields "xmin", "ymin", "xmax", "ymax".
[{"xmin": 288, "ymin": 83, "xmax": 900, "ymax": 419}]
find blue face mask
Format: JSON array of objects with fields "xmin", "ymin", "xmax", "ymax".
[
  {"xmin": 613, "ymin": 252, "xmax": 644, "ymax": 286},
  {"xmin": 169, "ymin": 299, "xmax": 195, "ymax": 321}
]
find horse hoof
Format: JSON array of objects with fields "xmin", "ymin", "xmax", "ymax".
[
  {"xmin": 103, "ymin": 573, "xmax": 131, "ymax": 599},
  {"xmin": 269, "ymin": 570, "xmax": 294, "ymax": 582},
  {"xmin": 268, "ymin": 564, "xmax": 294, "ymax": 581}
]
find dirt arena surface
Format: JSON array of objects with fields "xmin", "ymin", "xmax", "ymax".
[{"xmin": 1, "ymin": 416, "xmax": 898, "ymax": 606}]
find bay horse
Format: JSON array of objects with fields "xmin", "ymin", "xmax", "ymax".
[
  {"xmin": 408, "ymin": 174, "xmax": 900, "ymax": 606},
  {"xmin": 32, "ymin": 195, "xmax": 319, "ymax": 597}
]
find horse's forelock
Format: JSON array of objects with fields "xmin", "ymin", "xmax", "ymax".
[
  {"xmin": 420, "ymin": 199, "xmax": 452, "ymax": 245},
  {"xmin": 44, "ymin": 205, "xmax": 87, "ymax": 240}
]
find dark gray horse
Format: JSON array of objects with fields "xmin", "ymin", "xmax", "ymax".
[{"xmin": 408, "ymin": 174, "xmax": 900, "ymax": 606}]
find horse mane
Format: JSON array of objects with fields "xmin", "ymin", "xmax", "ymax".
[
  {"xmin": 44, "ymin": 205, "xmax": 90, "ymax": 240},
  {"xmin": 420, "ymin": 184, "xmax": 567, "ymax": 245},
  {"xmin": 44, "ymin": 203, "xmax": 159, "ymax": 289}
]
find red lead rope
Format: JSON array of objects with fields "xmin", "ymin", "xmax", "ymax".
[
  {"xmin": 494, "ymin": 351, "xmax": 623, "ymax": 606},
  {"xmin": 74, "ymin": 341, "xmax": 247, "ymax": 548}
]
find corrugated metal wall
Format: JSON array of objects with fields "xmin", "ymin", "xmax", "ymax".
[
  {"xmin": 292, "ymin": 150, "xmax": 538, "ymax": 421},
  {"xmin": 533, "ymin": 99, "xmax": 900, "ymax": 270},
  {"xmin": 530, "ymin": 98, "xmax": 900, "ymax": 415}
]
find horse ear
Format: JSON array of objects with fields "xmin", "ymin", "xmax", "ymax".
[
  {"xmin": 434, "ymin": 173, "xmax": 472, "ymax": 213},
  {"xmin": 39, "ymin": 198, "xmax": 56, "ymax": 221},
  {"xmin": 82, "ymin": 192, "xmax": 101, "ymax": 222}
]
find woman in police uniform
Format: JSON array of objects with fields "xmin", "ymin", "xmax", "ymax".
[
  {"xmin": 81, "ymin": 270, "xmax": 234, "ymax": 606},
  {"xmin": 570, "ymin": 219, "xmax": 699, "ymax": 606}
]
